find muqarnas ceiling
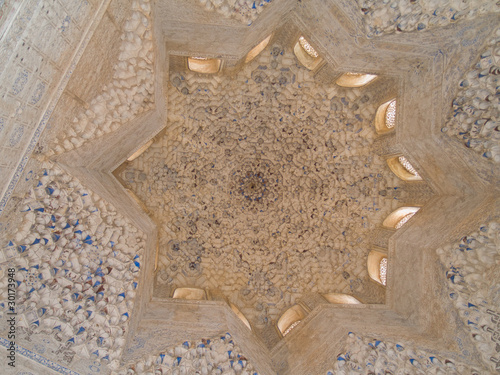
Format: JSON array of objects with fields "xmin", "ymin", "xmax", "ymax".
[{"xmin": 116, "ymin": 41, "xmax": 431, "ymax": 324}]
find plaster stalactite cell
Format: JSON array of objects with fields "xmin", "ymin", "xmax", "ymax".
[
  {"xmin": 117, "ymin": 42, "xmax": 418, "ymax": 324},
  {"xmin": 0, "ymin": 162, "xmax": 145, "ymax": 371},
  {"xmin": 199, "ymin": 0, "xmax": 273, "ymax": 25},
  {"xmin": 48, "ymin": 0, "xmax": 155, "ymax": 156},
  {"xmin": 436, "ymin": 220, "xmax": 500, "ymax": 372},
  {"xmin": 329, "ymin": 333, "xmax": 482, "ymax": 374},
  {"xmin": 118, "ymin": 333, "xmax": 259, "ymax": 374},
  {"xmin": 356, "ymin": 0, "xmax": 500, "ymax": 37},
  {"xmin": 442, "ymin": 28, "xmax": 500, "ymax": 163}
]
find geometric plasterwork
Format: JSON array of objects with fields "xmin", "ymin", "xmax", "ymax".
[
  {"xmin": 116, "ymin": 42, "xmax": 410, "ymax": 324},
  {"xmin": 0, "ymin": 0, "xmax": 499, "ymax": 374}
]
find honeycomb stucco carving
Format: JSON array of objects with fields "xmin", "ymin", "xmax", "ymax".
[
  {"xmin": 442, "ymin": 27, "xmax": 500, "ymax": 163},
  {"xmin": 119, "ymin": 332, "xmax": 258, "ymax": 374},
  {"xmin": 355, "ymin": 0, "xmax": 500, "ymax": 37},
  {"xmin": 45, "ymin": 0, "xmax": 155, "ymax": 157},
  {"xmin": 0, "ymin": 163, "xmax": 145, "ymax": 371},
  {"xmin": 117, "ymin": 44, "xmax": 422, "ymax": 324},
  {"xmin": 436, "ymin": 220, "xmax": 500, "ymax": 372},
  {"xmin": 331, "ymin": 332, "xmax": 482, "ymax": 374}
]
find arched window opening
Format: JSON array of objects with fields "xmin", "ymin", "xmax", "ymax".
[
  {"xmin": 229, "ymin": 303, "xmax": 251, "ymax": 331},
  {"xmin": 383, "ymin": 206, "xmax": 420, "ymax": 229},
  {"xmin": 127, "ymin": 139, "xmax": 154, "ymax": 161},
  {"xmin": 245, "ymin": 35, "xmax": 272, "ymax": 63},
  {"xmin": 387, "ymin": 156, "xmax": 422, "ymax": 181},
  {"xmin": 323, "ymin": 293, "xmax": 361, "ymax": 304},
  {"xmin": 293, "ymin": 36, "xmax": 323, "ymax": 71},
  {"xmin": 187, "ymin": 57, "xmax": 221, "ymax": 74},
  {"xmin": 398, "ymin": 156, "xmax": 419, "ymax": 178},
  {"xmin": 172, "ymin": 287, "xmax": 207, "ymax": 300},
  {"xmin": 277, "ymin": 304, "xmax": 307, "ymax": 337},
  {"xmin": 367, "ymin": 250, "xmax": 387, "ymax": 286},
  {"xmin": 336, "ymin": 72, "xmax": 377, "ymax": 88},
  {"xmin": 375, "ymin": 99, "xmax": 396, "ymax": 134}
]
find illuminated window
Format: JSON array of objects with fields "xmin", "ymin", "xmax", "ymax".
[
  {"xmin": 336, "ymin": 72, "xmax": 377, "ymax": 88},
  {"xmin": 398, "ymin": 156, "xmax": 419, "ymax": 178},
  {"xmin": 293, "ymin": 36, "xmax": 323, "ymax": 70},
  {"xmin": 367, "ymin": 250, "xmax": 387, "ymax": 286},
  {"xmin": 229, "ymin": 302, "xmax": 251, "ymax": 330},
  {"xmin": 387, "ymin": 156, "xmax": 422, "ymax": 181},
  {"xmin": 188, "ymin": 57, "xmax": 221, "ymax": 74},
  {"xmin": 385, "ymin": 100, "xmax": 396, "ymax": 128},
  {"xmin": 375, "ymin": 99, "xmax": 396, "ymax": 134},
  {"xmin": 277, "ymin": 304, "xmax": 307, "ymax": 337},
  {"xmin": 383, "ymin": 207, "xmax": 420, "ymax": 229},
  {"xmin": 379, "ymin": 257, "xmax": 388, "ymax": 286},
  {"xmin": 299, "ymin": 36, "xmax": 318, "ymax": 57},
  {"xmin": 172, "ymin": 287, "xmax": 207, "ymax": 300},
  {"xmin": 323, "ymin": 293, "xmax": 361, "ymax": 304},
  {"xmin": 245, "ymin": 35, "xmax": 272, "ymax": 63}
]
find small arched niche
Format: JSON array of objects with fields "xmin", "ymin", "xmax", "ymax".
[
  {"xmin": 375, "ymin": 99, "xmax": 397, "ymax": 134},
  {"xmin": 367, "ymin": 250, "xmax": 388, "ymax": 286},
  {"xmin": 245, "ymin": 34, "xmax": 272, "ymax": 63},
  {"xmin": 293, "ymin": 36, "xmax": 323, "ymax": 71},
  {"xmin": 127, "ymin": 139, "xmax": 154, "ymax": 162},
  {"xmin": 322, "ymin": 293, "xmax": 361, "ymax": 304},
  {"xmin": 277, "ymin": 304, "xmax": 307, "ymax": 337},
  {"xmin": 229, "ymin": 302, "xmax": 251, "ymax": 330},
  {"xmin": 336, "ymin": 72, "xmax": 377, "ymax": 88},
  {"xmin": 387, "ymin": 156, "xmax": 422, "ymax": 181},
  {"xmin": 383, "ymin": 206, "xmax": 420, "ymax": 229},
  {"xmin": 172, "ymin": 287, "xmax": 207, "ymax": 300},
  {"xmin": 187, "ymin": 57, "xmax": 221, "ymax": 74}
]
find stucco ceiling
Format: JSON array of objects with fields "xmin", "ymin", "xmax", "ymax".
[{"xmin": 0, "ymin": 0, "xmax": 499, "ymax": 374}]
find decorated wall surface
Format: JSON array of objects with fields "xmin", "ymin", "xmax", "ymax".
[
  {"xmin": 355, "ymin": 0, "xmax": 500, "ymax": 37},
  {"xmin": 0, "ymin": 0, "xmax": 106, "ymax": 213},
  {"xmin": 196, "ymin": 0, "xmax": 273, "ymax": 25},
  {"xmin": 44, "ymin": 0, "xmax": 155, "ymax": 157},
  {"xmin": 0, "ymin": 162, "xmax": 145, "ymax": 372},
  {"xmin": 443, "ymin": 27, "xmax": 500, "ymax": 163},
  {"xmin": 330, "ymin": 332, "xmax": 481, "ymax": 374},
  {"xmin": 437, "ymin": 220, "xmax": 500, "ymax": 373},
  {"xmin": 119, "ymin": 332, "xmax": 258, "ymax": 375}
]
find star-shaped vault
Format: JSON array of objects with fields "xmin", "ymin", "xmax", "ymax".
[{"xmin": 3, "ymin": 0, "xmax": 498, "ymax": 374}]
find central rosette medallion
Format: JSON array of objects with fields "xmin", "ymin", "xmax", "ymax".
[{"xmin": 230, "ymin": 159, "xmax": 282, "ymax": 212}]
